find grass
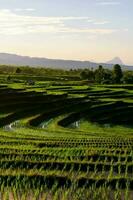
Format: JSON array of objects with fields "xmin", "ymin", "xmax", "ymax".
[
  {"xmin": 0, "ymin": 79, "xmax": 132, "ymax": 199},
  {"xmin": 79, "ymin": 121, "xmax": 133, "ymax": 137}
]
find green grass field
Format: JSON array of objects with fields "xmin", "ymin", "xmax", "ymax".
[{"xmin": 0, "ymin": 79, "xmax": 133, "ymax": 199}]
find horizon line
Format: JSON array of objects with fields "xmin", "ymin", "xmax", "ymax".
[{"xmin": 0, "ymin": 51, "xmax": 133, "ymax": 66}]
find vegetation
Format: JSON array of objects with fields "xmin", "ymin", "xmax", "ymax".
[
  {"xmin": 0, "ymin": 63, "xmax": 133, "ymax": 84},
  {"xmin": 112, "ymin": 64, "xmax": 123, "ymax": 83},
  {"xmin": 80, "ymin": 65, "xmax": 133, "ymax": 84},
  {"xmin": 0, "ymin": 66, "xmax": 132, "ymax": 199}
]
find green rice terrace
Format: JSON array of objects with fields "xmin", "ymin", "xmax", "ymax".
[{"xmin": 0, "ymin": 78, "xmax": 133, "ymax": 199}]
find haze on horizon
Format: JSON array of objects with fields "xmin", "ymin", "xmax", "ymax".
[{"xmin": 0, "ymin": 0, "xmax": 132, "ymax": 65}]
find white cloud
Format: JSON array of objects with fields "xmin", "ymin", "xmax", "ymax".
[
  {"xmin": 14, "ymin": 8, "xmax": 36, "ymax": 12},
  {"xmin": 93, "ymin": 20, "xmax": 110, "ymax": 25},
  {"xmin": 96, "ymin": 0, "xmax": 121, "ymax": 6},
  {"xmin": 58, "ymin": 27, "xmax": 117, "ymax": 34},
  {"xmin": 0, "ymin": 9, "xmax": 123, "ymax": 36}
]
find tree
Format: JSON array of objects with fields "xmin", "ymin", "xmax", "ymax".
[
  {"xmin": 95, "ymin": 65, "xmax": 105, "ymax": 83},
  {"xmin": 80, "ymin": 69, "xmax": 94, "ymax": 81},
  {"xmin": 16, "ymin": 67, "xmax": 22, "ymax": 74},
  {"xmin": 113, "ymin": 64, "xmax": 123, "ymax": 83},
  {"xmin": 102, "ymin": 69, "xmax": 113, "ymax": 84},
  {"xmin": 87, "ymin": 70, "xmax": 95, "ymax": 81},
  {"xmin": 123, "ymin": 71, "xmax": 133, "ymax": 84},
  {"xmin": 80, "ymin": 70, "xmax": 88, "ymax": 79}
]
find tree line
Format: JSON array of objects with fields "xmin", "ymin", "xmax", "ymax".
[
  {"xmin": 80, "ymin": 64, "xmax": 133, "ymax": 84},
  {"xmin": 0, "ymin": 64, "xmax": 133, "ymax": 84}
]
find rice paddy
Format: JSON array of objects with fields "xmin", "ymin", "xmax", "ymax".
[{"xmin": 0, "ymin": 81, "xmax": 133, "ymax": 199}]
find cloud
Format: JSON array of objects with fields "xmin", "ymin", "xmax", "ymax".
[
  {"xmin": 14, "ymin": 8, "xmax": 36, "ymax": 12},
  {"xmin": 0, "ymin": 9, "xmax": 123, "ymax": 36},
  {"xmin": 93, "ymin": 20, "xmax": 110, "ymax": 25},
  {"xmin": 96, "ymin": 0, "xmax": 121, "ymax": 6},
  {"xmin": 58, "ymin": 27, "xmax": 117, "ymax": 34}
]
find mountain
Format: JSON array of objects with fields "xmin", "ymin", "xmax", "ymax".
[
  {"xmin": 0, "ymin": 53, "xmax": 132, "ymax": 70},
  {"xmin": 107, "ymin": 57, "xmax": 124, "ymax": 65},
  {"xmin": 0, "ymin": 53, "xmax": 98, "ymax": 69}
]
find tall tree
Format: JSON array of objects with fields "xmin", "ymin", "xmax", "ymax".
[
  {"xmin": 95, "ymin": 65, "xmax": 105, "ymax": 83},
  {"xmin": 113, "ymin": 64, "xmax": 123, "ymax": 83}
]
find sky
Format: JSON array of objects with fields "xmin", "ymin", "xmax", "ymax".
[{"xmin": 0, "ymin": 0, "xmax": 132, "ymax": 65}]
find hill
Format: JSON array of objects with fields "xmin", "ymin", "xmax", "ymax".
[
  {"xmin": 107, "ymin": 57, "xmax": 124, "ymax": 65},
  {"xmin": 0, "ymin": 53, "xmax": 132, "ymax": 70}
]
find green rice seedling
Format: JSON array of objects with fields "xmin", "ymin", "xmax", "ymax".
[
  {"xmin": 0, "ymin": 84, "xmax": 132, "ymax": 199},
  {"xmin": 32, "ymin": 188, "xmax": 40, "ymax": 200},
  {"xmin": 3, "ymin": 188, "xmax": 9, "ymax": 200}
]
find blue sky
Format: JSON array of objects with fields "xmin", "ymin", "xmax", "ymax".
[{"xmin": 0, "ymin": 0, "xmax": 132, "ymax": 65}]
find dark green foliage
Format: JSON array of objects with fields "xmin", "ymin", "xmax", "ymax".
[
  {"xmin": 113, "ymin": 64, "xmax": 123, "ymax": 83},
  {"xmin": 95, "ymin": 65, "xmax": 105, "ymax": 83},
  {"xmin": 15, "ymin": 67, "xmax": 22, "ymax": 74},
  {"xmin": 123, "ymin": 71, "xmax": 133, "ymax": 83},
  {"xmin": 80, "ymin": 69, "xmax": 94, "ymax": 81},
  {"xmin": 0, "ymin": 64, "xmax": 133, "ymax": 84}
]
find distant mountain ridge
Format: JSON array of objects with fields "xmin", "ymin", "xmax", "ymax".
[{"xmin": 0, "ymin": 53, "xmax": 132, "ymax": 70}]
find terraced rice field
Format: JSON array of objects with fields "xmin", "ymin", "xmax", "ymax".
[{"xmin": 0, "ymin": 83, "xmax": 133, "ymax": 199}]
